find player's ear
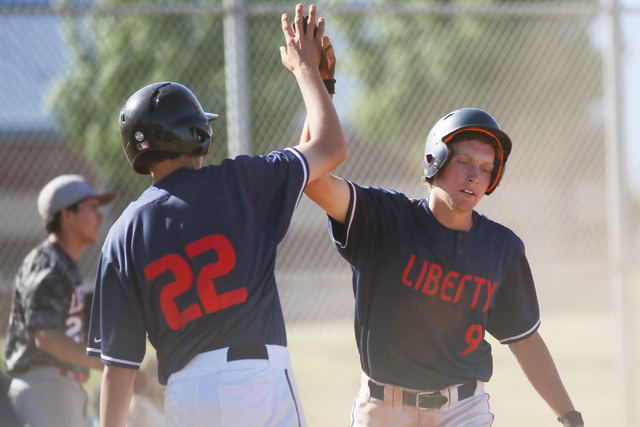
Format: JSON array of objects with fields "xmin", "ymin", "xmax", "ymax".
[
  {"xmin": 59, "ymin": 205, "xmax": 80, "ymax": 227},
  {"xmin": 60, "ymin": 207, "xmax": 73, "ymax": 222}
]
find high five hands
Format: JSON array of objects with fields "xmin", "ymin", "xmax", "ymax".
[{"xmin": 280, "ymin": 4, "xmax": 325, "ymax": 74}]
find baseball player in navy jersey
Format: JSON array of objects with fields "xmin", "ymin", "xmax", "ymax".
[
  {"xmin": 302, "ymin": 107, "xmax": 584, "ymax": 426},
  {"xmin": 86, "ymin": 4, "xmax": 345, "ymax": 427}
]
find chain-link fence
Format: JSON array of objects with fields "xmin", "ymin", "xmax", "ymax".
[{"xmin": 1, "ymin": 1, "xmax": 638, "ymax": 426}]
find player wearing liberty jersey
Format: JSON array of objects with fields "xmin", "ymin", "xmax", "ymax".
[
  {"xmin": 87, "ymin": 5, "xmax": 346, "ymax": 427},
  {"xmin": 303, "ymin": 108, "xmax": 584, "ymax": 427},
  {"xmin": 331, "ymin": 188, "xmax": 540, "ymax": 391}
]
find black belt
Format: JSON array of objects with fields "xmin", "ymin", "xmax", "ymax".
[
  {"xmin": 227, "ymin": 344, "xmax": 269, "ymax": 362},
  {"xmin": 368, "ymin": 379, "xmax": 476, "ymax": 409}
]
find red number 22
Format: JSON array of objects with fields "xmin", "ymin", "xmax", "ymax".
[{"xmin": 144, "ymin": 234, "xmax": 247, "ymax": 331}]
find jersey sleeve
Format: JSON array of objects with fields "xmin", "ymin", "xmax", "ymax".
[
  {"xmin": 24, "ymin": 271, "xmax": 68, "ymax": 332},
  {"xmin": 239, "ymin": 148, "xmax": 309, "ymax": 243},
  {"xmin": 328, "ymin": 181, "xmax": 356, "ymax": 250},
  {"xmin": 485, "ymin": 236, "xmax": 541, "ymax": 344},
  {"xmin": 87, "ymin": 253, "xmax": 146, "ymax": 370},
  {"xmin": 329, "ymin": 182, "xmax": 403, "ymax": 268}
]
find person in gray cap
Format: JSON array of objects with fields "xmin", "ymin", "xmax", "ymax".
[{"xmin": 4, "ymin": 174, "xmax": 117, "ymax": 427}]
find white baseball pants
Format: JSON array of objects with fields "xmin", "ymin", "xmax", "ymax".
[
  {"xmin": 351, "ymin": 373, "xmax": 493, "ymax": 427},
  {"xmin": 164, "ymin": 345, "xmax": 306, "ymax": 427}
]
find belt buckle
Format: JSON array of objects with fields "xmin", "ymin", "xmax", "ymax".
[{"xmin": 415, "ymin": 391, "xmax": 448, "ymax": 409}]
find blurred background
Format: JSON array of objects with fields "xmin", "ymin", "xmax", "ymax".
[{"xmin": 1, "ymin": 0, "xmax": 638, "ymax": 425}]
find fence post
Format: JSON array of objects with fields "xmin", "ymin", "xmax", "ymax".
[
  {"xmin": 603, "ymin": 0, "xmax": 636, "ymax": 424},
  {"xmin": 223, "ymin": 0, "xmax": 251, "ymax": 156}
]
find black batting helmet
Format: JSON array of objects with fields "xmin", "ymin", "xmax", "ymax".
[
  {"xmin": 120, "ymin": 82, "xmax": 219, "ymax": 175},
  {"xmin": 423, "ymin": 108, "xmax": 512, "ymax": 195}
]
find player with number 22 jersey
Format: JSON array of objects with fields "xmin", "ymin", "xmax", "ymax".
[
  {"xmin": 87, "ymin": 5, "xmax": 347, "ymax": 426},
  {"xmin": 87, "ymin": 149, "xmax": 306, "ymax": 384}
]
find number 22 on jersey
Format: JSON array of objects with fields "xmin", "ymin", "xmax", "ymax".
[{"xmin": 144, "ymin": 234, "xmax": 247, "ymax": 331}]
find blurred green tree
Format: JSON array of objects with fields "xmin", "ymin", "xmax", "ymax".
[
  {"xmin": 46, "ymin": 0, "xmax": 295, "ymax": 194},
  {"xmin": 47, "ymin": 0, "xmax": 603, "ymax": 193},
  {"xmin": 331, "ymin": 0, "xmax": 602, "ymax": 159}
]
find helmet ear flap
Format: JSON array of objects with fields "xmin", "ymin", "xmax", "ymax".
[
  {"xmin": 120, "ymin": 82, "xmax": 218, "ymax": 175},
  {"xmin": 485, "ymin": 148, "xmax": 506, "ymax": 195},
  {"xmin": 425, "ymin": 153, "xmax": 434, "ymax": 165},
  {"xmin": 423, "ymin": 140, "xmax": 450, "ymax": 179},
  {"xmin": 194, "ymin": 128, "xmax": 212, "ymax": 156}
]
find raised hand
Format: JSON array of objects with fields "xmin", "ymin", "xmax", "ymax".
[{"xmin": 280, "ymin": 4, "xmax": 325, "ymax": 74}]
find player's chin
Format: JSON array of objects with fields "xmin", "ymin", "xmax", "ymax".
[
  {"xmin": 453, "ymin": 194, "xmax": 481, "ymax": 212},
  {"xmin": 86, "ymin": 231, "xmax": 101, "ymax": 245}
]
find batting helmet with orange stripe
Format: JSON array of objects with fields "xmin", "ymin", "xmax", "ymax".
[{"xmin": 423, "ymin": 108, "xmax": 512, "ymax": 195}]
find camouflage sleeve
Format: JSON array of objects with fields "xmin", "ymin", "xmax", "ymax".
[{"xmin": 24, "ymin": 271, "xmax": 69, "ymax": 332}]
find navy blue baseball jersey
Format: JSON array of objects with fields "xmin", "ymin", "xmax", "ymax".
[
  {"xmin": 329, "ymin": 182, "xmax": 540, "ymax": 391},
  {"xmin": 87, "ymin": 148, "xmax": 308, "ymax": 385}
]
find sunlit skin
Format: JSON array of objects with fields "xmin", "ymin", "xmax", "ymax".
[
  {"xmin": 428, "ymin": 139, "xmax": 496, "ymax": 231},
  {"xmin": 151, "ymin": 154, "xmax": 203, "ymax": 184},
  {"xmin": 49, "ymin": 196, "xmax": 106, "ymax": 261},
  {"xmin": 68, "ymin": 197, "xmax": 105, "ymax": 246}
]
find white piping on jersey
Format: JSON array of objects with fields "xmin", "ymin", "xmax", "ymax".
[
  {"xmin": 100, "ymin": 354, "xmax": 142, "ymax": 368},
  {"xmin": 332, "ymin": 180, "xmax": 357, "ymax": 250},
  {"xmin": 285, "ymin": 147, "xmax": 308, "ymax": 210},
  {"xmin": 498, "ymin": 317, "xmax": 541, "ymax": 344}
]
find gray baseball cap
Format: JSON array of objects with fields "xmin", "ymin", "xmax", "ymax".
[{"xmin": 37, "ymin": 174, "xmax": 117, "ymax": 221}]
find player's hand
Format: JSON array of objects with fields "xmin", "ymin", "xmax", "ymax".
[
  {"xmin": 280, "ymin": 4, "xmax": 324, "ymax": 74},
  {"xmin": 319, "ymin": 35, "xmax": 335, "ymax": 80}
]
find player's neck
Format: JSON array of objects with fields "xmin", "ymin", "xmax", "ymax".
[
  {"xmin": 428, "ymin": 197, "xmax": 474, "ymax": 231},
  {"xmin": 150, "ymin": 155, "xmax": 203, "ymax": 184},
  {"xmin": 48, "ymin": 233, "xmax": 85, "ymax": 261}
]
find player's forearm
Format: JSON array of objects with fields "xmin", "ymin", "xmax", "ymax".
[
  {"xmin": 299, "ymin": 115, "xmax": 311, "ymax": 146},
  {"xmin": 294, "ymin": 66, "xmax": 346, "ymax": 178},
  {"xmin": 299, "ymin": 91, "xmax": 334, "ymax": 147},
  {"xmin": 508, "ymin": 332, "xmax": 577, "ymax": 418},
  {"xmin": 34, "ymin": 329, "xmax": 104, "ymax": 371},
  {"xmin": 101, "ymin": 365, "xmax": 136, "ymax": 427}
]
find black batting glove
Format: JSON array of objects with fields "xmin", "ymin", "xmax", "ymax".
[{"xmin": 558, "ymin": 410, "xmax": 584, "ymax": 427}]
